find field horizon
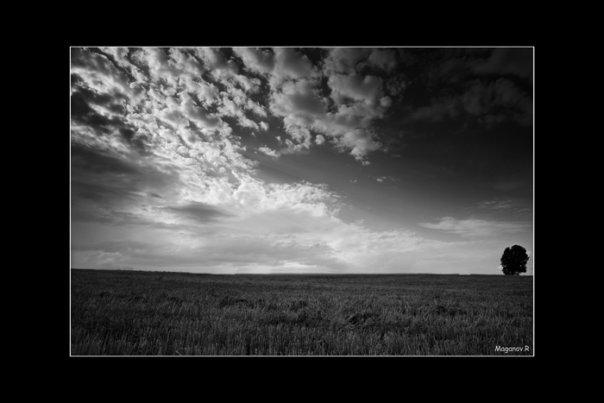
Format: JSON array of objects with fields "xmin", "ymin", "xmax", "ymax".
[{"xmin": 71, "ymin": 268, "xmax": 534, "ymax": 277}]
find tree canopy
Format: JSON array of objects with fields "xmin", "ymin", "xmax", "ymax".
[{"xmin": 501, "ymin": 245, "xmax": 529, "ymax": 275}]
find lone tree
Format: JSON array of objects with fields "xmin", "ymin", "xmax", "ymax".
[{"xmin": 501, "ymin": 245, "xmax": 529, "ymax": 275}]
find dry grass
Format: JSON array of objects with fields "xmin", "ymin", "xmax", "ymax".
[{"xmin": 71, "ymin": 269, "xmax": 533, "ymax": 355}]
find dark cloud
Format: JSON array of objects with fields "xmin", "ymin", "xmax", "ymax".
[
  {"xmin": 71, "ymin": 143, "xmax": 180, "ymax": 220},
  {"xmin": 74, "ymin": 240, "xmax": 151, "ymax": 253},
  {"xmin": 93, "ymin": 48, "xmax": 138, "ymax": 83},
  {"xmin": 395, "ymin": 48, "xmax": 532, "ymax": 130},
  {"xmin": 71, "ymin": 143, "xmax": 140, "ymax": 176},
  {"xmin": 323, "ymin": 48, "xmax": 372, "ymax": 75},
  {"xmin": 71, "ymin": 84, "xmax": 151, "ymax": 154},
  {"xmin": 71, "ymin": 75, "xmax": 127, "ymax": 112},
  {"xmin": 472, "ymin": 48, "xmax": 532, "ymax": 79},
  {"xmin": 166, "ymin": 202, "xmax": 231, "ymax": 223},
  {"xmin": 70, "ymin": 88, "xmax": 126, "ymax": 134},
  {"xmin": 71, "ymin": 48, "xmax": 133, "ymax": 93},
  {"xmin": 408, "ymin": 77, "xmax": 531, "ymax": 127},
  {"xmin": 232, "ymin": 48, "xmax": 275, "ymax": 75},
  {"xmin": 72, "ymin": 180, "xmax": 140, "ymax": 203},
  {"xmin": 71, "ymin": 205, "xmax": 143, "ymax": 225},
  {"xmin": 462, "ymin": 78, "xmax": 532, "ymax": 127},
  {"xmin": 367, "ymin": 49, "xmax": 398, "ymax": 73},
  {"xmin": 118, "ymin": 127, "xmax": 151, "ymax": 154},
  {"xmin": 71, "ymin": 70, "xmax": 153, "ymax": 154}
]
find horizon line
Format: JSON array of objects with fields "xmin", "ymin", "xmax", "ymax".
[{"xmin": 70, "ymin": 267, "xmax": 533, "ymax": 276}]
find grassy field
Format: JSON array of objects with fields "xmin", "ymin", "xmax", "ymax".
[{"xmin": 71, "ymin": 269, "xmax": 533, "ymax": 355}]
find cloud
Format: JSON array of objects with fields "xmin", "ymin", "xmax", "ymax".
[
  {"xmin": 396, "ymin": 49, "xmax": 532, "ymax": 129},
  {"xmin": 70, "ymin": 141, "xmax": 182, "ymax": 227},
  {"xmin": 71, "ymin": 46, "xmax": 401, "ymax": 172},
  {"xmin": 166, "ymin": 202, "xmax": 231, "ymax": 222},
  {"xmin": 71, "ymin": 48, "xmax": 134, "ymax": 97},
  {"xmin": 462, "ymin": 79, "xmax": 532, "ymax": 126},
  {"xmin": 472, "ymin": 48, "xmax": 532, "ymax": 79},
  {"xmin": 328, "ymin": 73, "xmax": 384, "ymax": 106},
  {"xmin": 419, "ymin": 216, "xmax": 529, "ymax": 238},
  {"xmin": 179, "ymin": 93, "xmax": 220, "ymax": 128},
  {"xmin": 272, "ymin": 48, "xmax": 318, "ymax": 82},
  {"xmin": 409, "ymin": 78, "xmax": 532, "ymax": 127},
  {"xmin": 380, "ymin": 96, "xmax": 392, "ymax": 108},
  {"xmin": 477, "ymin": 199, "xmax": 514, "ymax": 210},
  {"xmin": 193, "ymin": 47, "xmax": 230, "ymax": 71},
  {"xmin": 71, "ymin": 89, "xmax": 129, "ymax": 135},
  {"xmin": 270, "ymin": 79, "xmax": 328, "ymax": 117},
  {"xmin": 367, "ymin": 49, "xmax": 398, "ymax": 73},
  {"xmin": 72, "ymin": 200, "xmax": 465, "ymax": 274},
  {"xmin": 242, "ymin": 47, "xmax": 404, "ymax": 162},
  {"xmin": 322, "ymin": 48, "xmax": 372, "ymax": 75},
  {"xmin": 265, "ymin": 54, "xmax": 393, "ymax": 162},
  {"xmin": 375, "ymin": 175, "xmax": 397, "ymax": 183},
  {"xmin": 72, "ymin": 107, "xmax": 459, "ymax": 273},
  {"xmin": 71, "ymin": 142, "xmax": 141, "ymax": 176},
  {"xmin": 71, "ymin": 47, "xmax": 534, "ymax": 274},
  {"xmin": 232, "ymin": 47, "xmax": 275, "ymax": 75},
  {"xmin": 336, "ymin": 129, "xmax": 381, "ymax": 161},
  {"xmin": 258, "ymin": 146, "xmax": 280, "ymax": 158},
  {"xmin": 493, "ymin": 180, "xmax": 527, "ymax": 192}
]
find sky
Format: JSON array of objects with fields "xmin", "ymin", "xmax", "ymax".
[{"xmin": 70, "ymin": 47, "xmax": 533, "ymax": 274}]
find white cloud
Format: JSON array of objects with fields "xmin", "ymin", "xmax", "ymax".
[
  {"xmin": 270, "ymin": 78, "xmax": 327, "ymax": 117},
  {"xmin": 328, "ymin": 73, "xmax": 384, "ymax": 106},
  {"xmin": 194, "ymin": 47, "xmax": 229, "ymax": 70},
  {"xmin": 71, "ymin": 48, "xmax": 135, "ymax": 99},
  {"xmin": 267, "ymin": 73, "xmax": 389, "ymax": 162},
  {"xmin": 337, "ymin": 129, "xmax": 382, "ymax": 161},
  {"xmin": 73, "ymin": 197, "xmax": 472, "ymax": 274},
  {"xmin": 79, "ymin": 47, "xmax": 400, "ymax": 165},
  {"xmin": 271, "ymin": 48, "xmax": 318, "ymax": 83},
  {"xmin": 232, "ymin": 47, "xmax": 275, "ymax": 75},
  {"xmin": 74, "ymin": 47, "xmax": 474, "ymax": 274},
  {"xmin": 258, "ymin": 146, "xmax": 280, "ymax": 158},
  {"xmin": 132, "ymin": 48, "xmax": 175, "ymax": 85},
  {"xmin": 179, "ymin": 92, "xmax": 220, "ymax": 129}
]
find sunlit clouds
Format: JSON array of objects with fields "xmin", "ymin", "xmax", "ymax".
[{"xmin": 71, "ymin": 47, "xmax": 533, "ymax": 274}]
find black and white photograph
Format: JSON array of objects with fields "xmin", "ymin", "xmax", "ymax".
[{"xmin": 70, "ymin": 46, "xmax": 534, "ymax": 356}]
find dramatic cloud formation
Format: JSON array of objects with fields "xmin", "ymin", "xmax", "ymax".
[{"xmin": 71, "ymin": 47, "xmax": 533, "ymax": 274}]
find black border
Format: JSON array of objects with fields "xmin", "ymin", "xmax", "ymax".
[{"xmin": 36, "ymin": 10, "xmax": 552, "ymax": 389}]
